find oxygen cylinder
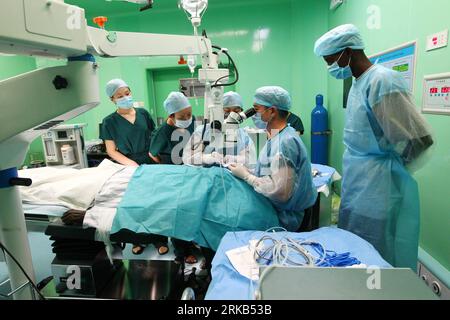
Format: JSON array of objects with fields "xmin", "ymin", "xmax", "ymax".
[{"xmin": 311, "ymin": 94, "xmax": 330, "ymax": 165}]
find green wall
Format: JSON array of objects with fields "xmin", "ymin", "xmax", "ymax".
[
  {"xmin": 0, "ymin": 55, "xmax": 36, "ymax": 79},
  {"xmin": 291, "ymin": 0, "xmax": 330, "ymax": 152},
  {"xmin": 101, "ymin": 0, "xmax": 296, "ymax": 121},
  {"xmin": 152, "ymin": 68, "xmax": 194, "ymax": 122},
  {"xmin": 323, "ymin": 0, "xmax": 450, "ymax": 274},
  {"xmin": 58, "ymin": 0, "xmax": 296, "ymax": 142}
]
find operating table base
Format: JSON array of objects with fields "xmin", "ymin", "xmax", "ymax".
[{"xmin": 41, "ymin": 259, "xmax": 184, "ymax": 300}]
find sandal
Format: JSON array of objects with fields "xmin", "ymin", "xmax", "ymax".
[
  {"xmin": 132, "ymin": 244, "xmax": 145, "ymax": 255},
  {"xmin": 174, "ymin": 255, "xmax": 197, "ymax": 265},
  {"xmin": 155, "ymin": 243, "xmax": 169, "ymax": 255},
  {"xmin": 185, "ymin": 254, "xmax": 198, "ymax": 265},
  {"xmin": 178, "ymin": 244, "xmax": 198, "ymax": 264}
]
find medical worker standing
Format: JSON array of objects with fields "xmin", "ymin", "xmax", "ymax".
[
  {"xmin": 101, "ymin": 79, "xmax": 166, "ymax": 255},
  {"xmin": 314, "ymin": 24, "xmax": 434, "ymax": 269},
  {"xmin": 229, "ymin": 86, "xmax": 317, "ymax": 232},
  {"xmin": 101, "ymin": 79, "xmax": 156, "ymax": 166}
]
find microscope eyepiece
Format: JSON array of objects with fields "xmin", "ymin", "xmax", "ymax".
[{"xmin": 244, "ymin": 108, "xmax": 256, "ymax": 119}]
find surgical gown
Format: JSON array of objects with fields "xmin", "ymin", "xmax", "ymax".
[
  {"xmin": 339, "ymin": 64, "xmax": 433, "ymax": 270},
  {"xmin": 254, "ymin": 126, "xmax": 317, "ymax": 231},
  {"xmin": 182, "ymin": 124, "xmax": 256, "ymax": 167}
]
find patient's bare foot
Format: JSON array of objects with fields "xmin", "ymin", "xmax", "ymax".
[{"xmin": 62, "ymin": 210, "xmax": 86, "ymax": 226}]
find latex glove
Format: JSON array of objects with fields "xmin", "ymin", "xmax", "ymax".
[
  {"xmin": 203, "ymin": 152, "xmax": 223, "ymax": 165},
  {"xmin": 223, "ymin": 154, "xmax": 237, "ymax": 165},
  {"xmin": 212, "ymin": 151, "xmax": 224, "ymax": 163},
  {"xmin": 229, "ymin": 163, "xmax": 251, "ymax": 181},
  {"xmin": 224, "ymin": 154, "xmax": 248, "ymax": 165}
]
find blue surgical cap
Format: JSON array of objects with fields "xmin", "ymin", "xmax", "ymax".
[
  {"xmin": 164, "ymin": 92, "xmax": 191, "ymax": 115},
  {"xmin": 314, "ymin": 24, "xmax": 365, "ymax": 57},
  {"xmin": 106, "ymin": 79, "xmax": 129, "ymax": 98},
  {"xmin": 254, "ymin": 86, "xmax": 291, "ymax": 111},
  {"xmin": 223, "ymin": 91, "xmax": 243, "ymax": 109}
]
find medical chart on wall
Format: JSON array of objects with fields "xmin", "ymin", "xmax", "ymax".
[{"xmin": 369, "ymin": 41, "xmax": 417, "ymax": 93}]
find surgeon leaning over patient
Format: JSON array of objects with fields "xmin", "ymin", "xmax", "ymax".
[
  {"xmin": 229, "ymin": 86, "xmax": 317, "ymax": 232},
  {"xmin": 314, "ymin": 24, "xmax": 434, "ymax": 269},
  {"xmin": 183, "ymin": 91, "xmax": 256, "ymax": 168},
  {"xmin": 101, "ymin": 79, "xmax": 156, "ymax": 166}
]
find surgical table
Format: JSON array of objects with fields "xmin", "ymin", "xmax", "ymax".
[{"xmin": 39, "ymin": 222, "xmax": 189, "ymax": 300}]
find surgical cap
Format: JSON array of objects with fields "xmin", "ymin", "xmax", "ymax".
[
  {"xmin": 106, "ymin": 79, "xmax": 129, "ymax": 98},
  {"xmin": 164, "ymin": 92, "xmax": 191, "ymax": 115},
  {"xmin": 254, "ymin": 86, "xmax": 291, "ymax": 111},
  {"xmin": 314, "ymin": 24, "xmax": 365, "ymax": 57},
  {"xmin": 223, "ymin": 91, "xmax": 243, "ymax": 109}
]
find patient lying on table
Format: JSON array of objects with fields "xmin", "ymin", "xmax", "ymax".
[
  {"xmin": 19, "ymin": 160, "xmax": 281, "ymax": 255},
  {"xmin": 20, "ymin": 162, "xmax": 170, "ymax": 256},
  {"xmin": 58, "ymin": 166, "xmax": 197, "ymax": 264}
]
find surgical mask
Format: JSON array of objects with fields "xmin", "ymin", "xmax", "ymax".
[
  {"xmin": 116, "ymin": 96, "xmax": 134, "ymax": 109},
  {"xmin": 253, "ymin": 113, "xmax": 268, "ymax": 130},
  {"xmin": 328, "ymin": 51, "xmax": 353, "ymax": 80},
  {"xmin": 175, "ymin": 117, "xmax": 193, "ymax": 129}
]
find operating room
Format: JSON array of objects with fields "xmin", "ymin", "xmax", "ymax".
[{"xmin": 0, "ymin": 0, "xmax": 449, "ymax": 302}]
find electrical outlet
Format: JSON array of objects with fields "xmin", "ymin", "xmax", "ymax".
[
  {"xmin": 418, "ymin": 262, "xmax": 450, "ymax": 300},
  {"xmin": 426, "ymin": 30, "xmax": 448, "ymax": 51}
]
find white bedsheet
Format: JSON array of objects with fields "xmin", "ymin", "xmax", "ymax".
[
  {"xmin": 83, "ymin": 166, "xmax": 136, "ymax": 237},
  {"xmin": 19, "ymin": 159, "xmax": 124, "ymax": 211}
]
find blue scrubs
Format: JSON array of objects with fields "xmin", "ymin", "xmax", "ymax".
[
  {"xmin": 255, "ymin": 126, "xmax": 317, "ymax": 231},
  {"xmin": 339, "ymin": 64, "xmax": 420, "ymax": 270}
]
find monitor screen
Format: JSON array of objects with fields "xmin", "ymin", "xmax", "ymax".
[{"xmin": 57, "ymin": 131, "xmax": 68, "ymax": 139}]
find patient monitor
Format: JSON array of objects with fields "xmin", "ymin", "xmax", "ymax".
[
  {"xmin": 0, "ymin": 0, "xmax": 230, "ymax": 299},
  {"xmin": 42, "ymin": 124, "xmax": 88, "ymax": 169}
]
